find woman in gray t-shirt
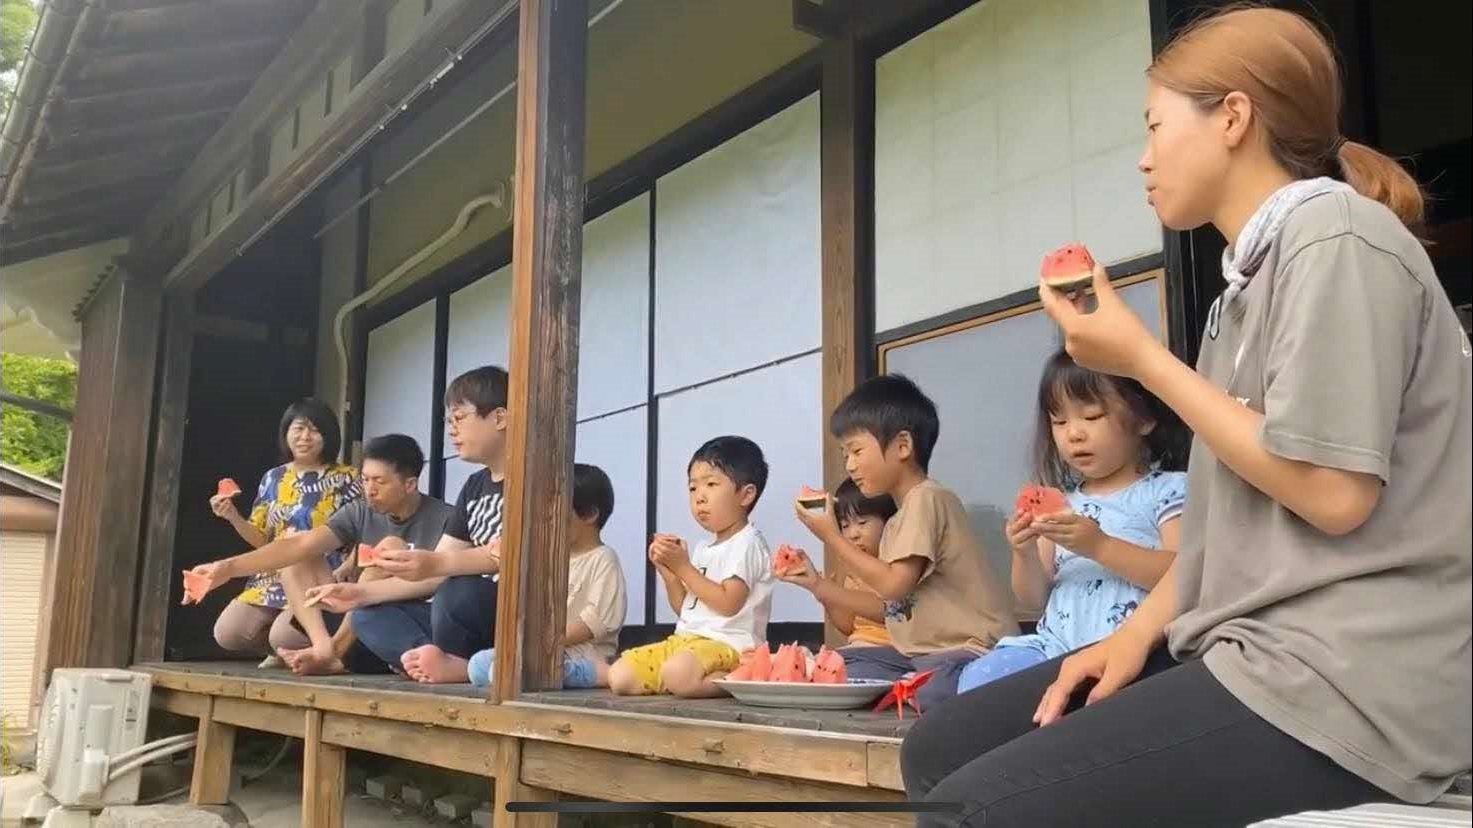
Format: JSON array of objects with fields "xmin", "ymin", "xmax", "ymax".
[{"xmin": 901, "ymin": 8, "xmax": 1470, "ymax": 827}]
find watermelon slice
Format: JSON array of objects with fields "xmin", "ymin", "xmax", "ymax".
[
  {"xmin": 796, "ymin": 485, "xmax": 828, "ymax": 512},
  {"xmin": 728, "ymin": 644, "xmax": 773, "ymax": 681},
  {"xmin": 811, "ymin": 646, "xmax": 847, "ymax": 684},
  {"xmin": 1041, "ymin": 243, "xmax": 1096, "ymax": 292},
  {"xmin": 771, "ymin": 643, "xmax": 810, "ymax": 683},
  {"xmin": 216, "ymin": 478, "xmax": 242, "ymax": 498},
  {"xmin": 1015, "ymin": 483, "xmax": 1069, "ymax": 519},
  {"xmin": 182, "ymin": 570, "xmax": 210, "ymax": 604},
  {"xmin": 357, "ymin": 543, "xmax": 380, "ymax": 567},
  {"xmin": 772, "ymin": 544, "xmax": 803, "ymax": 577}
]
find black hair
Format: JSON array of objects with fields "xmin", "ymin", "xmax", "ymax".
[
  {"xmin": 362, "ymin": 434, "xmax": 426, "ymax": 479},
  {"xmin": 572, "ymin": 463, "xmax": 615, "ymax": 529},
  {"xmin": 1032, "ymin": 349, "xmax": 1190, "ymax": 488},
  {"xmin": 279, "ymin": 398, "xmax": 342, "ymax": 464},
  {"xmin": 687, "ymin": 436, "xmax": 769, "ymax": 511},
  {"xmin": 828, "ymin": 373, "xmax": 941, "ymax": 472},
  {"xmin": 445, "ymin": 365, "xmax": 509, "ymax": 415},
  {"xmin": 832, "ymin": 478, "xmax": 897, "ymax": 528}
]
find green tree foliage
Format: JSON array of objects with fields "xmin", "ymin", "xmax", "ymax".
[
  {"xmin": 2, "ymin": 0, "xmax": 40, "ymax": 120},
  {"xmin": 1, "ymin": 353, "xmax": 75, "ymax": 481}
]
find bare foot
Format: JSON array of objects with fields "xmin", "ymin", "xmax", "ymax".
[
  {"xmin": 280, "ymin": 646, "xmax": 345, "ymax": 676},
  {"xmin": 400, "ymin": 644, "xmax": 469, "ymax": 683}
]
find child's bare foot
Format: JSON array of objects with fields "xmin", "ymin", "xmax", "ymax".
[
  {"xmin": 401, "ymin": 645, "xmax": 470, "ymax": 683},
  {"xmin": 280, "ymin": 646, "xmax": 345, "ymax": 676}
]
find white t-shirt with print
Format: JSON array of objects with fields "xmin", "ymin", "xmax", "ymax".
[{"xmin": 673, "ymin": 523, "xmax": 773, "ymax": 652}]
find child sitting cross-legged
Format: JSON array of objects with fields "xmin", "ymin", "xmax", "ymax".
[
  {"xmin": 608, "ymin": 436, "xmax": 775, "ymax": 699},
  {"xmin": 795, "ymin": 375, "xmax": 1019, "ymax": 711},
  {"xmin": 774, "ymin": 479, "xmax": 894, "ymax": 650},
  {"xmin": 955, "ymin": 349, "xmax": 1188, "ymax": 693},
  {"xmin": 399, "ymin": 463, "xmax": 628, "ymax": 688}
]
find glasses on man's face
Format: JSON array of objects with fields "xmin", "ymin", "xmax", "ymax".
[{"xmin": 444, "ymin": 409, "xmax": 474, "ymax": 429}]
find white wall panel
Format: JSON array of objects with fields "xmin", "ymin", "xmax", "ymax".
[
  {"xmin": 875, "ymin": 0, "xmax": 1157, "ymax": 332},
  {"xmin": 653, "ymin": 353, "xmax": 823, "ymax": 625},
  {"xmin": 363, "ymin": 299, "xmax": 436, "ymax": 460},
  {"xmin": 575, "ymin": 408, "xmax": 649, "ymax": 626},
  {"xmin": 578, "ymin": 195, "xmax": 651, "ymax": 418},
  {"xmin": 653, "ymin": 94, "xmax": 821, "ymax": 393}
]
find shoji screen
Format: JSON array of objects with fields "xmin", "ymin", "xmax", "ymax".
[
  {"xmin": 652, "ymin": 95, "xmax": 823, "ymax": 623},
  {"xmin": 873, "ymin": 0, "xmax": 1158, "ymax": 332},
  {"xmin": 363, "ymin": 299, "xmax": 436, "ymax": 461}
]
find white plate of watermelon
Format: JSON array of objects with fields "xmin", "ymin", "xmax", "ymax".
[{"xmin": 713, "ymin": 643, "xmax": 892, "ymax": 710}]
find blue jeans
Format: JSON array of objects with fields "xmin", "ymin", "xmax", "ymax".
[
  {"xmin": 956, "ymin": 645, "xmax": 1050, "ymax": 694},
  {"xmin": 350, "ymin": 601, "xmax": 432, "ymax": 669},
  {"xmin": 466, "ymin": 649, "xmax": 598, "ymax": 689}
]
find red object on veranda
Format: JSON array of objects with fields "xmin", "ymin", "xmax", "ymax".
[
  {"xmin": 216, "ymin": 478, "xmax": 241, "ymax": 498},
  {"xmin": 1040, "ymin": 242, "xmax": 1096, "ymax": 290},
  {"xmin": 872, "ymin": 669, "xmax": 937, "ymax": 719},
  {"xmin": 357, "ymin": 543, "xmax": 379, "ymax": 567},
  {"xmin": 771, "ymin": 544, "xmax": 802, "ymax": 576}
]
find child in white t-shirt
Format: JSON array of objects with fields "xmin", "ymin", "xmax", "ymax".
[
  {"xmin": 399, "ymin": 463, "xmax": 627, "ymax": 688},
  {"xmin": 608, "ymin": 436, "xmax": 774, "ymax": 698}
]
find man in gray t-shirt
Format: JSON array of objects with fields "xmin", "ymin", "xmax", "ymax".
[{"xmin": 192, "ymin": 434, "xmax": 452, "ymax": 674}]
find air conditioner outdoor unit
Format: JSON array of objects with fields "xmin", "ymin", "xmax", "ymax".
[{"xmin": 22, "ymin": 669, "xmax": 193, "ymax": 827}]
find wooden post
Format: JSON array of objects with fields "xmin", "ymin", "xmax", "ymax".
[
  {"xmin": 38, "ymin": 268, "xmax": 162, "ymax": 680},
  {"xmin": 491, "ymin": 0, "xmax": 589, "ymax": 701},
  {"xmin": 493, "ymin": 737, "xmax": 556, "ymax": 828},
  {"xmin": 818, "ymin": 31, "xmax": 874, "ymax": 644},
  {"xmin": 134, "ymin": 292, "xmax": 195, "ymax": 663},
  {"xmin": 303, "ymin": 709, "xmax": 347, "ymax": 828},
  {"xmin": 189, "ymin": 698, "xmax": 237, "ymax": 806}
]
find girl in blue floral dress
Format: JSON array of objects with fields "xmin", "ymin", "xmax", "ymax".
[
  {"xmin": 208, "ymin": 398, "xmax": 359, "ymax": 666},
  {"xmin": 957, "ymin": 350, "xmax": 1188, "ymax": 693}
]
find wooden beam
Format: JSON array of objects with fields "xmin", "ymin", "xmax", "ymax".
[
  {"xmin": 92, "ymin": 0, "xmax": 309, "ymax": 49},
  {"xmin": 321, "ymin": 711, "xmax": 502, "ymax": 776},
  {"xmin": 493, "ymin": 737, "xmax": 555, "ymax": 828},
  {"xmin": 492, "ymin": 0, "xmax": 589, "ymax": 700},
  {"xmin": 36, "ymin": 269, "xmax": 161, "ymax": 680},
  {"xmin": 65, "ymin": 34, "xmax": 285, "ymax": 95},
  {"xmin": 153, "ymin": 0, "xmax": 520, "ymax": 292},
  {"xmin": 0, "ymin": 224, "xmax": 135, "ymax": 267},
  {"xmin": 40, "ymin": 106, "xmax": 231, "ymax": 158},
  {"xmin": 519, "ymin": 742, "xmax": 907, "ymax": 828},
  {"xmin": 792, "ymin": 0, "xmax": 847, "ymax": 38},
  {"xmin": 135, "ymin": 0, "xmax": 376, "ymax": 252},
  {"xmin": 818, "ymin": 30, "xmax": 873, "ymax": 645},
  {"xmin": 133, "ymin": 293, "xmax": 194, "ymax": 663},
  {"xmin": 47, "ymin": 75, "xmax": 255, "ymax": 139},
  {"xmin": 190, "ymin": 698, "xmax": 237, "ymax": 806},
  {"xmin": 303, "ymin": 709, "xmax": 347, "ymax": 828},
  {"xmin": 28, "ymin": 140, "xmax": 200, "ymax": 188},
  {"xmin": 1, "ymin": 197, "xmax": 158, "ymax": 238}
]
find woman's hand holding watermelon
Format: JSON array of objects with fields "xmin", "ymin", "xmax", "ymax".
[{"xmin": 1037, "ymin": 259, "xmax": 1167, "ymax": 381}]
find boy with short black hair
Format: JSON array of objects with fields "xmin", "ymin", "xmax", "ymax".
[
  {"xmin": 776, "ymin": 479, "xmax": 894, "ymax": 648},
  {"xmin": 400, "ymin": 463, "xmax": 628, "ymax": 686},
  {"xmin": 609, "ymin": 436, "xmax": 775, "ymax": 698},
  {"xmin": 795, "ymin": 374, "xmax": 1018, "ymax": 710}
]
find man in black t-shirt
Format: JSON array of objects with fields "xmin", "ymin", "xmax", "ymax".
[{"xmin": 337, "ymin": 366, "xmax": 510, "ymax": 682}]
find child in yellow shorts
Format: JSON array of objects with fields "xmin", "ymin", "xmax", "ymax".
[{"xmin": 608, "ymin": 436, "xmax": 775, "ymax": 698}]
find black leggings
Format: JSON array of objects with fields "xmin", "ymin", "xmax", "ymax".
[{"xmin": 901, "ymin": 649, "xmax": 1390, "ymax": 827}]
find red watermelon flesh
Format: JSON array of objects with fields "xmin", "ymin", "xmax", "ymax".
[
  {"xmin": 1015, "ymin": 484, "xmax": 1069, "ymax": 518},
  {"xmin": 771, "ymin": 643, "xmax": 810, "ymax": 682},
  {"xmin": 357, "ymin": 543, "xmax": 379, "ymax": 567},
  {"xmin": 797, "ymin": 485, "xmax": 828, "ymax": 511},
  {"xmin": 216, "ymin": 478, "xmax": 242, "ymax": 498},
  {"xmin": 182, "ymin": 570, "xmax": 210, "ymax": 604},
  {"xmin": 1041, "ymin": 243, "xmax": 1096, "ymax": 290},
  {"xmin": 742, "ymin": 645, "xmax": 777, "ymax": 677},
  {"xmin": 811, "ymin": 646, "xmax": 847, "ymax": 684},
  {"xmin": 772, "ymin": 544, "xmax": 803, "ymax": 576}
]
